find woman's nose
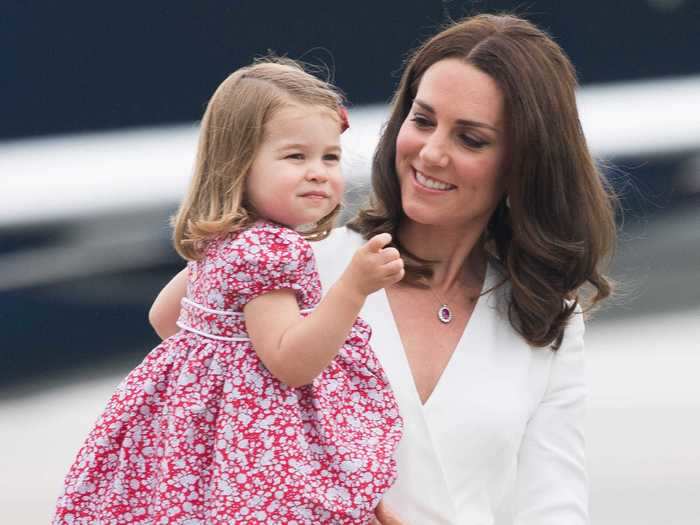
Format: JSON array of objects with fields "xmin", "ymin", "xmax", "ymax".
[{"xmin": 420, "ymin": 132, "xmax": 449, "ymax": 168}]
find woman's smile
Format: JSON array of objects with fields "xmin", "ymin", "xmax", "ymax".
[{"xmin": 413, "ymin": 168, "xmax": 456, "ymax": 192}]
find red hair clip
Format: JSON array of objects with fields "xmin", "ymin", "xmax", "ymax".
[{"xmin": 338, "ymin": 106, "xmax": 350, "ymax": 134}]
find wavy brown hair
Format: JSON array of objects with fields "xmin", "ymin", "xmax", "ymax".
[
  {"xmin": 173, "ymin": 58, "xmax": 345, "ymax": 261},
  {"xmin": 349, "ymin": 14, "xmax": 617, "ymax": 349}
]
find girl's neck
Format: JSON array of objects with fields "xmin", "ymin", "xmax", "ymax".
[{"xmin": 397, "ymin": 220, "xmax": 486, "ymax": 293}]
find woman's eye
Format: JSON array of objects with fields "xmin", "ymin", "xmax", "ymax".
[
  {"xmin": 460, "ymin": 135, "xmax": 487, "ymax": 149},
  {"xmin": 410, "ymin": 115, "xmax": 433, "ymax": 128}
]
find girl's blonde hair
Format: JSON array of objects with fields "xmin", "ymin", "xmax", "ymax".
[{"xmin": 173, "ymin": 58, "xmax": 345, "ymax": 260}]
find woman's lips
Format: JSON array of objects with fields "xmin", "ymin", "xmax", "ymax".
[{"xmin": 413, "ymin": 169, "xmax": 456, "ymax": 192}]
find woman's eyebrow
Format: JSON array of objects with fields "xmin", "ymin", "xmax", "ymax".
[{"xmin": 414, "ymin": 98, "xmax": 499, "ymax": 134}]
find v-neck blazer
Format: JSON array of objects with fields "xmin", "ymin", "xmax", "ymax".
[{"xmin": 313, "ymin": 227, "xmax": 588, "ymax": 525}]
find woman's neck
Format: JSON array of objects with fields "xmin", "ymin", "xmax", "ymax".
[{"xmin": 397, "ymin": 220, "xmax": 487, "ymax": 293}]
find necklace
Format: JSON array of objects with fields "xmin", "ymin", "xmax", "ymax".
[
  {"xmin": 426, "ymin": 283, "xmax": 461, "ymax": 324},
  {"xmin": 425, "ymin": 276, "xmax": 481, "ymax": 324}
]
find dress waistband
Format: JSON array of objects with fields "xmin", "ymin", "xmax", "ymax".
[{"xmin": 176, "ymin": 297, "xmax": 313, "ymax": 342}]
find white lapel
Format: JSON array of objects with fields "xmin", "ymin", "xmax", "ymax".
[
  {"xmin": 364, "ymin": 289, "xmax": 459, "ymax": 524},
  {"xmin": 419, "ymin": 264, "xmax": 501, "ymax": 524}
]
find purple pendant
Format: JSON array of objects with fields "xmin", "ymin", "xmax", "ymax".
[{"xmin": 438, "ymin": 304, "xmax": 452, "ymax": 324}]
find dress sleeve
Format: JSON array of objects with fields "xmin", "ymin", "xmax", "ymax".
[
  {"xmin": 513, "ymin": 309, "xmax": 589, "ymax": 524},
  {"xmin": 226, "ymin": 224, "xmax": 317, "ymax": 307}
]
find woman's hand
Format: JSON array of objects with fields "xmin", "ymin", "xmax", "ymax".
[
  {"xmin": 371, "ymin": 500, "xmax": 406, "ymax": 525},
  {"xmin": 338, "ymin": 233, "xmax": 404, "ymax": 301}
]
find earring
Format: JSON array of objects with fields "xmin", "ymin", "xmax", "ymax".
[{"xmin": 506, "ymin": 195, "xmax": 511, "ymax": 209}]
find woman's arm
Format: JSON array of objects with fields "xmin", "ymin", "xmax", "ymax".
[
  {"xmin": 245, "ymin": 233, "xmax": 403, "ymax": 388},
  {"xmin": 513, "ymin": 310, "xmax": 588, "ymax": 524},
  {"xmin": 148, "ymin": 267, "xmax": 188, "ymax": 339}
]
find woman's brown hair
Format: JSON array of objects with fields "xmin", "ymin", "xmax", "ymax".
[
  {"xmin": 173, "ymin": 58, "xmax": 345, "ymax": 261},
  {"xmin": 349, "ymin": 14, "xmax": 617, "ymax": 349}
]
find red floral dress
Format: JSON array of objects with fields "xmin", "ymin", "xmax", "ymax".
[{"xmin": 53, "ymin": 221, "xmax": 403, "ymax": 525}]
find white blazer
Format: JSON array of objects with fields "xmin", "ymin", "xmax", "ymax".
[{"xmin": 313, "ymin": 227, "xmax": 588, "ymax": 525}]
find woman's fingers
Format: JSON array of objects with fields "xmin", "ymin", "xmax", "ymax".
[{"xmin": 374, "ymin": 501, "xmax": 405, "ymax": 525}]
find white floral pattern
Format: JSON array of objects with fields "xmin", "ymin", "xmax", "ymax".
[{"xmin": 53, "ymin": 221, "xmax": 402, "ymax": 525}]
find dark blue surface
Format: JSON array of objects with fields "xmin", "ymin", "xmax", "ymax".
[
  {"xmin": 0, "ymin": 266, "xmax": 174, "ymax": 388},
  {"xmin": 3, "ymin": 1, "xmax": 699, "ymax": 140}
]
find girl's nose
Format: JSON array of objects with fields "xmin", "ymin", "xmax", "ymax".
[
  {"xmin": 305, "ymin": 164, "xmax": 328, "ymax": 182},
  {"xmin": 420, "ymin": 133, "xmax": 449, "ymax": 168}
]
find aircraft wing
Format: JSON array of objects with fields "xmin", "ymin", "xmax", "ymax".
[{"xmin": 1, "ymin": 78, "xmax": 699, "ymax": 289}]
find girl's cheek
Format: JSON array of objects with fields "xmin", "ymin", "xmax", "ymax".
[
  {"xmin": 336, "ymin": 182, "xmax": 345, "ymax": 202},
  {"xmin": 332, "ymin": 188, "xmax": 343, "ymax": 208},
  {"xmin": 334, "ymin": 167, "xmax": 345, "ymax": 194}
]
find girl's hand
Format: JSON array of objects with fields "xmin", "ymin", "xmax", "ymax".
[
  {"xmin": 371, "ymin": 501, "xmax": 405, "ymax": 525},
  {"xmin": 339, "ymin": 233, "xmax": 404, "ymax": 299}
]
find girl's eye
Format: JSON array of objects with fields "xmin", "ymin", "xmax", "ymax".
[
  {"xmin": 460, "ymin": 135, "xmax": 488, "ymax": 149},
  {"xmin": 286, "ymin": 153, "xmax": 304, "ymax": 160},
  {"xmin": 410, "ymin": 114, "xmax": 433, "ymax": 128},
  {"xmin": 323, "ymin": 153, "xmax": 340, "ymax": 162}
]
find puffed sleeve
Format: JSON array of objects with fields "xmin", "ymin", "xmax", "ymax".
[
  {"xmin": 513, "ymin": 309, "xmax": 588, "ymax": 524},
  {"xmin": 225, "ymin": 223, "xmax": 318, "ymax": 308}
]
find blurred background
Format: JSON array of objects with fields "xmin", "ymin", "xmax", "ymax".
[{"xmin": 1, "ymin": 1, "xmax": 699, "ymax": 523}]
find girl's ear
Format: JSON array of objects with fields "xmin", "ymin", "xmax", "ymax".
[{"xmin": 338, "ymin": 106, "xmax": 350, "ymax": 133}]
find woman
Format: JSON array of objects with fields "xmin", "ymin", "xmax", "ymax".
[{"xmin": 151, "ymin": 14, "xmax": 616, "ymax": 524}]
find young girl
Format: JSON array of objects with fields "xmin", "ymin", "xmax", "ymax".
[{"xmin": 53, "ymin": 59, "xmax": 403, "ymax": 525}]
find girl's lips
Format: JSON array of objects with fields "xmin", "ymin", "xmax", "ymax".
[{"xmin": 299, "ymin": 191, "xmax": 329, "ymax": 200}]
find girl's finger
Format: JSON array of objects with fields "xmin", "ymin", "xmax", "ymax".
[
  {"xmin": 380, "ymin": 246, "xmax": 401, "ymax": 263},
  {"xmin": 365, "ymin": 232, "xmax": 392, "ymax": 253},
  {"xmin": 384, "ymin": 259, "xmax": 404, "ymax": 275},
  {"xmin": 388, "ymin": 268, "xmax": 405, "ymax": 284}
]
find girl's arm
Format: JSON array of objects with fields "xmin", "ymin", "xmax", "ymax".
[
  {"xmin": 149, "ymin": 267, "xmax": 188, "ymax": 339},
  {"xmin": 244, "ymin": 233, "xmax": 403, "ymax": 388}
]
